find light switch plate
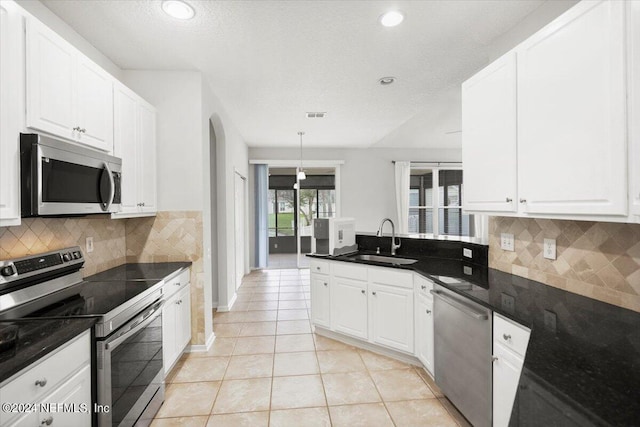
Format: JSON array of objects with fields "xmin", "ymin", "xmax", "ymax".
[
  {"xmin": 86, "ymin": 237, "xmax": 94, "ymax": 253},
  {"xmin": 463, "ymin": 248, "xmax": 472, "ymax": 258},
  {"xmin": 500, "ymin": 233, "xmax": 515, "ymax": 251},
  {"xmin": 543, "ymin": 238, "xmax": 556, "ymax": 260}
]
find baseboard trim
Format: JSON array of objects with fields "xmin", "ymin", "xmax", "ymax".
[
  {"xmin": 216, "ymin": 293, "xmax": 237, "ymax": 312},
  {"xmin": 187, "ymin": 333, "xmax": 216, "ymax": 353},
  {"xmin": 314, "ymin": 326, "xmax": 423, "ymax": 367}
]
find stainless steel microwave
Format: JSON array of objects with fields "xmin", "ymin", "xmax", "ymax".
[{"xmin": 20, "ymin": 133, "xmax": 122, "ymax": 217}]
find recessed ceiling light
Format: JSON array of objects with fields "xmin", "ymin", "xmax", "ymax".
[
  {"xmin": 162, "ymin": 0, "xmax": 195, "ymax": 20},
  {"xmin": 378, "ymin": 77, "xmax": 396, "ymax": 85},
  {"xmin": 379, "ymin": 11, "xmax": 404, "ymax": 27}
]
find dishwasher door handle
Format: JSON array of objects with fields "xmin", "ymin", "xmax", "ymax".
[{"xmin": 430, "ymin": 290, "xmax": 488, "ymax": 320}]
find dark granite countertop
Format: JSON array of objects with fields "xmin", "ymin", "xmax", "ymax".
[
  {"xmin": 0, "ymin": 317, "xmax": 96, "ymax": 384},
  {"xmin": 84, "ymin": 262, "xmax": 191, "ymax": 282},
  {"xmin": 308, "ymin": 252, "xmax": 640, "ymax": 426}
]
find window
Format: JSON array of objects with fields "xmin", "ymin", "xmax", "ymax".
[
  {"xmin": 268, "ymin": 189, "xmax": 295, "ymax": 236},
  {"xmin": 408, "ymin": 166, "xmax": 475, "ymax": 237},
  {"xmin": 298, "ymin": 188, "xmax": 336, "ymax": 237}
]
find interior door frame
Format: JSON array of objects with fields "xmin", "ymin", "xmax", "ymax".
[
  {"xmin": 250, "ymin": 159, "xmax": 344, "ymax": 268},
  {"xmin": 234, "ymin": 170, "xmax": 247, "ymax": 289}
]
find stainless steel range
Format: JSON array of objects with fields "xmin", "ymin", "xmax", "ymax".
[{"xmin": 0, "ymin": 247, "xmax": 165, "ymax": 427}]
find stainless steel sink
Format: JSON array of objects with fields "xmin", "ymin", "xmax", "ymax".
[{"xmin": 347, "ymin": 254, "xmax": 418, "ymax": 265}]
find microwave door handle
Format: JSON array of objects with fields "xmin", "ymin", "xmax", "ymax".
[
  {"xmin": 105, "ymin": 300, "xmax": 164, "ymax": 351},
  {"xmin": 101, "ymin": 162, "xmax": 116, "ymax": 212}
]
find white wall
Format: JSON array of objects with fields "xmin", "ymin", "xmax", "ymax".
[
  {"xmin": 248, "ymin": 146, "xmax": 461, "ymax": 263},
  {"xmin": 17, "ymin": 0, "xmax": 123, "ymax": 80},
  {"xmin": 122, "ymin": 71, "xmax": 204, "ymax": 212}
]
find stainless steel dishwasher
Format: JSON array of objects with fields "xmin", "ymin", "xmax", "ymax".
[{"xmin": 431, "ymin": 284, "xmax": 492, "ymax": 427}]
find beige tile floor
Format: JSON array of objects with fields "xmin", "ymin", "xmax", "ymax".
[{"xmin": 151, "ymin": 268, "xmax": 471, "ymax": 427}]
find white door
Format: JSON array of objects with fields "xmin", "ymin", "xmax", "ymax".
[
  {"xmin": 234, "ymin": 173, "xmax": 246, "ymax": 290},
  {"xmin": 26, "ymin": 19, "xmax": 75, "ymax": 140},
  {"xmin": 517, "ymin": 0, "xmax": 627, "ymax": 216},
  {"xmin": 331, "ymin": 277, "xmax": 368, "ymax": 339},
  {"xmin": 113, "ymin": 85, "xmax": 138, "ymax": 214},
  {"xmin": 462, "ymin": 52, "xmax": 518, "ymax": 213},
  {"xmin": 138, "ymin": 103, "xmax": 157, "ymax": 212},
  {"xmin": 75, "ymin": 56, "xmax": 113, "ymax": 152},
  {"xmin": 369, "ymin": 283, "xmax": 414, "ymax": 353}
]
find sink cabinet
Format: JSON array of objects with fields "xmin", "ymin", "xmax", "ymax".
[{"xmin": 331, "ymin": 275, "xmax": 368, "ymax": 340}]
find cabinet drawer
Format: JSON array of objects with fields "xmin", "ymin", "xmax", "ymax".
[
  {"xmin": 331, "ymin": 262, "xmax": 367, "ymax": 280},
  {"xmin": 414, "ymin": 274, "xmax": 434, "ymax": 296},
  {"xmin": 310, "ymin": 260, "xmax": 329, "ymax": 275},
  {"xmin": 494, "ymin": 314, "xmax": 531, "ymax": 357},
  {"xmin": 1, "ymin": 331, "xmax": 90, "ymax": 406},
  {"xmin": 164, "ymin": 268, "xmax": 190, "ymax": 299},
  {"xmin": 368, "ymin": 266, "xmax": 413, "ymax": 289}
]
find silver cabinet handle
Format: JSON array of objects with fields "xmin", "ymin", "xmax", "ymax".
[
  {"xmin": 503, "ymin": 333, "xmax": 511, "ymax": 341},
  {"xmin": 421, "ymin": 285, "xmax": 426, "ymax": 290},
  {"xmin": 175, "ymin": 282, "xmax": 181, "ymax": 286},
  {"xmin": 426, "ymin": 309, "xmax": 431, "ymax": 314},
  {"xmin": 361, "ymin": 289, "xmax": 365, "ymax": 294},
  {"xmin": 506, "ymin": 197, "xmax": 512, "ymax": 202},
  {"xmin": 73, "ymin": 126, "xmax": 81, "ymax": 132},
  {"xmin": 492, "ymin": 356, "xmax": 499, "ymax": 362},
  {"xmin": 35, "ymin": 378, "xmax": 47, "ymax": 387},
  {"xmin": 372, "ymin": 291, "xmax": 377, "ymax": 296},
  {"xmin": 323, "ymin": 282, "xmax": 327, "ymax": 287},
  {"xmin": 519, "ymin": 199, "xmax": 526, "ymax": 203},
  {"xmin": 41, "ymin": 416, "xmax": 53, "ymax": 426},
  {"xmin": 316, "ymin": 266, "xmax": 321, "ymax": 270},
  {"xmin": 80, "ymin": 128, "xmax": 86, "ymax": 133}
]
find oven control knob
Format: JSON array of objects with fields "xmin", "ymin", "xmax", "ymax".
[
  {"xmin": 73, "ymin": 251, "xmax": 82, "ymax": 259},
  {"xmin": 0, "ymin": 265, "xmax": 15, "ymax": 277},
  {"xmin": 62, "ymin": 253, "xmax": 72, "ymax": 262}
]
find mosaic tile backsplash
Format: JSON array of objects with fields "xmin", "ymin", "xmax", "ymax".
[
  {"xmin": 0, "ymin": 215, "xmax": 126, "ymax": 277},
  {"xmin": 489, "ymin": 217, "xmax": 640, "ymax": 313}
]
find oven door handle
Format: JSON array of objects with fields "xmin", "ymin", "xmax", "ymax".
[
  {"xmin": 105, "ymin": 300, "xmax": 164, "ymax": 351},
  {"xmin": 100, "ymin": 162, "xmax": 116, "ymax": 212}
]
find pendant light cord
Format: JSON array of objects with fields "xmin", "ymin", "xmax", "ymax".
[{"xmin": 298, "ymin": 131, "xmax": 305, "ymax": 173}]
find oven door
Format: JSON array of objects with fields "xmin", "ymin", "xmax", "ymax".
[
  {"xmin": 97, "ymin": 300, "xmax": 164, "ymax": 427},
  {"xmin": 21, "ymin": 133, "xmax": 122, "ymax": 216}
]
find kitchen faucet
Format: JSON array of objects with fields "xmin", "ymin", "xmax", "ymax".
[{"xmin": 376, "ymin": 218, "xmax": 401, "ymax": 256}]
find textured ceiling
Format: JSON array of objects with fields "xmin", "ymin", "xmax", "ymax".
[{"xmin": 40, "ymin": 0, "xmax": 545, "ymax": 148}]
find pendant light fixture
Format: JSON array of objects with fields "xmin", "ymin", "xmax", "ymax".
[{"xmin": 297, "ymin": 131, "xmax": 306, "ymax": 180}]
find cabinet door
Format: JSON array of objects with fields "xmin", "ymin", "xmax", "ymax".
[
  {"xmin": 75, "ymin": 56, "xmax": 113, "ymax": 152},
  {"xmin": 462, "ymin": 52, "xmax": 517, "ymax": 213},
  {"xmin": 415, "ymin": 293, "xmax": 434, "ymax": 375},
  {"xmin": 178, "ymin": 285, "xmax": 192, "ymax": 351},
  {"xmin": 40, "ymin": 364, "xmax": 92, "ymax": 427},
  {"xmin": 492, "ymin": 342, "xmax": 524, "ymax": 427},
  {"xmin": 138, "ymin": 103, "xmax": 157, "ymax": 213},
  {"xmin": 517, "ymin": 0, "xmax": 627, "ymax": 215},
  {"xmin": 630, "ymin": 0, "xmax": 640, "ymax": 218},
  {"xmin": 0, "ymin": 1, "xmax": 22, "ymax": 226},
  {"xmin": 331, "ymin": 277, "xmax": 368, "ymax": 340},
  {"xmin": 370, "ymin": 283, "xmax": 414, "ymax": 353},
  {"xmin": 25, "ymin": 18, "xmax": 75, "ymax": 140},
  {"xmin": 310, "ymin": 274, "xmax": 330, "ymax": 328},
  {"xmin": 162, "ymin": 294, "xmax": 179, "ymax": 375},
  {"xmin": 113, "ymin": 85, "xmax": 139, "ymax": 214}
]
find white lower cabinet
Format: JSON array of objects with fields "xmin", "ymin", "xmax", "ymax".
[
  {"xmin": 492, "ymin": 313, "xmax": 531, "ymax": 427},
  {"xmin": 0, "ymin": 330, "xmax": 91, "ymax": 427},
  {"xmin": 163, "ymin": 275, "xmax": 192, "ymax": 375},
  {"xmin": 415, "ymin": 293, "xmax": 434, "ymax": 375},
  {"xmin": 369, "ymin": 282, "xmax": 414, "ymax": 354},
  {"xmin": 310, "ymin": 270, "xmax": 331, "ymax": 328},
  {"xmin": 331, "ymin": 275, "xmax": 368, "ymax": 340}
]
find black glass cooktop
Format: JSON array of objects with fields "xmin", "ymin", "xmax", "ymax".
[
  {"xmin": 0, "ymin": 280, "xmax": 161, "ymax": 320},
  {"xmin": 84, "ymin": 262, "xmax": 190, "ymax": 282}
]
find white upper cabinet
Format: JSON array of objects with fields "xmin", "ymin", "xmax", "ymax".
[
  {"xmin": 630, "ymin": 1, "xmax": 640, "ymax": 218},
  {"xmin": 112, "ymin": 83, "xmax": 157, "ymax": 218},
  {"xmin": 26, "ymin": 18, "xmax": 114, "ymax": 152},
  {"xmin": 462, "ymin": 52, "xmax": 517, "ymax": 213},
  {"xmin": 0, "ymin": 0, "xmax": 23, "ymax": 226},
  {"xmin": 517, "ymin": 0, "xmax": 627, "ymax": 216}
]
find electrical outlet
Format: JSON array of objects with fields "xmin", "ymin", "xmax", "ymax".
[
  {"xmin": 463, "ymin": 248, "xmax": 472, "ymax": 258},
  {"xmin": 500, "ymin": 233, "xmax": 515, "ymax": 251},
  {"xmin": 501, "ymin": 293, "xmax": 515, "ymax": 314},
  {"xmin": 86, "ymin": 237, "xmax": 94, "ymax": 253},
  {"xmin": 544, "ymin": 238, "xmax": 556, "ymax": 260}
]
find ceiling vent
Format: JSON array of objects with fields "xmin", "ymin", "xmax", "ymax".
[{"xmin": 306, "ymin": 112, "xmax": 326, "ymax": 118}]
